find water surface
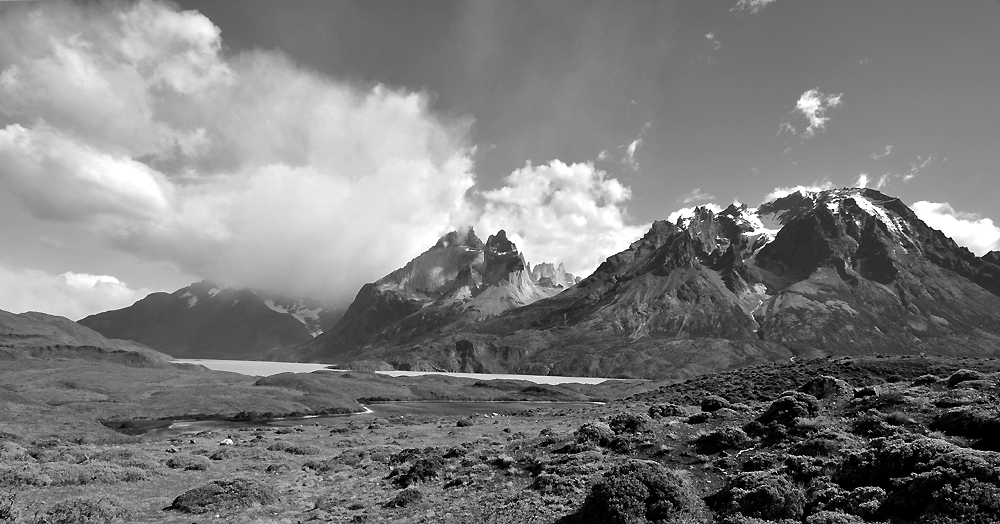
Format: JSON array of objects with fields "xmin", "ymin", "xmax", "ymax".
[{"xmin": 173, "ymin": 359, "xmax": 610, "ymax": 384}]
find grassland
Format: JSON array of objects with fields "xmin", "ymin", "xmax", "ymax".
[{"xmin": 5, "ymin": 351, "xmax": 1000, "ymax": 523}]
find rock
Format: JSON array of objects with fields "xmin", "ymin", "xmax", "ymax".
[
  {"xmin": 854, "ymin": 386, "xmax": 880, "ymax": 398},
  {"xmin": 218, "ymin": 438, "xmax": 234, "ymax": 446},
  {"xmin": 170, "ymin": 478, "xmax": 278, "ymax": 514}
]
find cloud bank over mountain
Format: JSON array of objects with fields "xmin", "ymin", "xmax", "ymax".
[{"xmin": 0, "ymin": 0, "xmax": 641, "ymax": 305}]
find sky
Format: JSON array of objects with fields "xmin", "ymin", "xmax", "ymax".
[{"xmin": 0, "ymin": 0, "xmax": 998, "ymax": 320}]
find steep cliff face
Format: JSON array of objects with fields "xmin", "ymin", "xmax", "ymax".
[{"xmin": 310, "ymin": 188, "xmax": 1000, "ymax": 379}]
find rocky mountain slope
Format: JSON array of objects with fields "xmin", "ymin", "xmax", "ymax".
[
  {"xmin": 286, "ymin": 228, "xmax": 572, "ymax": 363},
  {"xmin": 300, "ymin": 188, "xmax": 1000, "ymax": 379},
  {"xmin": 79, "ymin": 282, "xmax": 342, "ymax": 359}
]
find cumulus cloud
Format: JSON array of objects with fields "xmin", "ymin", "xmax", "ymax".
[
  {"xmin": 678, "ymin": 187, "xmax": 715, "ymax": 204},
  {"xmin": 792, "ymin": 89, "xmax": 843, "ymax": 138},
  {"xmin": 911, "ymin": 201, "xmax": 1000, "ymax": 256},
  {"xmin": 0, "ymin": 0, "xmax": 476, "ymax": 302},
  {"xmin": 854, "ymin": 173, "xmax": 870, "ymax": 188},
  {"xmin": 0, "ymin": 265, "xmax": 147, "ymax": 321},
  {"xmin": 763, "ymin": 181, "xmax": 836, "ymax": 202},
  {"xmin": 732, "ymin": 0, "xmax": 778, "ymax": 14},
  {"xmin": 477, "ymin": 160, "xmax": 648, "ymax": 278}
]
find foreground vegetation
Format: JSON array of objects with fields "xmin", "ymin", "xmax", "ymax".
[{"xmin": 3, "ymin": 354, "xmax": 1000, "ymax": 522}]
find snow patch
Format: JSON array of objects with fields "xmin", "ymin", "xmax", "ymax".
[
  {"xmin": 186, "ymin": 295, "xmax": 198, "ymax": 307},
  {"xmin": 264, "ymin": 299, "xmax": 288, "ymax": 314},
  {"xmin": 208, "ymin": 287, "xmax": 221, "ymax": 297}
]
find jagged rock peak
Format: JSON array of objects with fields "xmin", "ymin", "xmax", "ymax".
[
  {"xmin": 485, "ymin": 229, "xmax": 518, "ymax": 257},
  {"xmin": 434, "ymin": 227, "xmax": 483, "ymax": 250}
]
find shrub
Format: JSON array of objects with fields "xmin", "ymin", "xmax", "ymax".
[
  {"xmin": 694, "ymin": 427, "xmax": 751, "ymax": 454},
  {"xmin": 165, "ymin": 454, "xmax": 211, "ymax": 471},
  {"xmin": 707, "ymin": 471, "xmax": 806, "ymax": 521},
  {"xmin": 648, "ymin": 403, "xmax": 686, "ymax": 419},
  {"xmin": 532, "ymin": 473, "xmax": 578, "ymax": 496},
  {"xmin": 912, "ymin": 374, "xmax": 941, "ymax": 386},
  {"xmin": 701, "ymin": 395, "xmax": 732, "ymax": 413},
  {"xmin": 170, "ymin": 478, "xmax": 278, "ymax": 514},
  {"xmin": 798, "ymin": 376, "xmax": 852, "ymax": 400},
  {"xmin": 574, "ymin": 460, "xmax": 698, "ymax": 524},
  {"xmin": 266, "ymin": 441, "xmax": 321, "ymax": 455},
  {"xmin": 758, "ymin": 392, "xmax": 820, "ymax": 426},
  {"xmin": 392, "ymin": 457, "xmax": 443, "ymax": 488},
  {"xmin": 608, "ymin": 412, "xmax": 652, "ymax": 434},
  {"xmin": 35, "ymin": 496, "xmax": 131, "ymax": 524},
  {"xmin": 931, "ymin": 407, "xmax": 1000, "ymax": 438},
  {"xmin": 850, "ymin": 412, "xmax": 896, "ymax": 438},
  {"xmin": 385, "ymin": 488, "xmax": 422, "ymax": 508},
  {"xmin": 576, "ymin": 421, "xmax": 614, "ymax": 447},
  {"xmin": 804, "ymin": 510, "xmax": 865, "ymax": 524}
]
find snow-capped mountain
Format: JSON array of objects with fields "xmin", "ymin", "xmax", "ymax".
[{"xmin": 297, "ymin": 188, "xmax": 1000, "ymax": 379}]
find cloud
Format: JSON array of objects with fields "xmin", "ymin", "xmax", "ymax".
[
  {"xmin": 854, "ymin": 173, "xmax": 870, "ymax": 188},
  {"xmin": 763, "ymin": 181, "xmax": 836, "ymax": 203},
  {"xmin": 667, "ymin": 203, "xmax": 724, "ymax": 225},
  {"xmin": 905, "ymin": 155, "xmax": 933, "ymax": 182},
  {"xmin": 0, "ymin": 0, "xmax": 476, "ymax": 302},
  {"xmin": 705, "ymin": 32, "xmax": 721, "ymax": 51},
  {"xmin": 793, "ymin": 89, "xmax": 843, "ymax": 138},
  {"xmin": 0, "ymin": 265, "xmax": 148, "ymax": 321},
  {"xmin": 616, "ymin": 122, "xmax": 651, "ymax": 170},
  {"xmin": 870, "ymin": 145, "xmax": 893, "ymax": 160},
  {"xmin": 911, "ymin": 201, "xmax": 1000, "ymax": 256},
  {"xmin": 477, "ymin": 160, "xmax": 648, "ymax": 278},
  {"xmin": 731, "ymin": 0, "xmax": 778, "ymax": 14},
  {"xmin": 678, "ymin": 187, "xmax": 715, "ymax": 204}
]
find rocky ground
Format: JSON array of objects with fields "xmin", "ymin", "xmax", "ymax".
[{"xmin": 5, "ymin": 354, "xmax": 1000, "ymax": 523}]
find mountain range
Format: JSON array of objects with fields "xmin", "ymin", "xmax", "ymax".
[
  {"xmin": 77, "ymin": 187, "xmax": 1000, "ymax": 380},
  {"xmin": 78, "ymin": 282, "xmax": 343, "ymax": 359}
]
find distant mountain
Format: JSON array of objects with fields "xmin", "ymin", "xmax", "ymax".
[
  {"xmin": 0, "ymin": 308, "xmax": 170, "ymax": 363},
  {"xmin": 79, "ymin": 282, "xmax": 342, "ymax": 359},
  {"xmin": 294, "ymin": 188, "xmax": 1000, "ymax": 379},
  {"xmin": 284, "ymin": 228, "xmax": 574, "ymax": 363}
]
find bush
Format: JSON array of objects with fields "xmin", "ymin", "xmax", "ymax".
[
  {"xmin": 913, "ymin": 374, "xmax": 941, "ymax": 386},
  {"xmin": 576, "ymin": 421, "xmax": 614, "ymax": 447},
  {"xmin": 798, "ymin": 376, "xmax": 852, "ymax": 400},
  {"xmin": 574, "ymin": 460, "xmax": 698, "ymax": 524},
  {"xmin": 385, "ymin": 488, "xmax": 422, "ymax": 508},
  {"xmin": 694, "ymin": 427, "xmax": 751, "ymax": 454},
  {"xmin": 35, "ymin": 496, "xmax": 130, "ymax": 524},
  {"xmin": 607, "ymin": 412, "xmax": 651, "ymax": 434},
  {"xmin": 804, "ymin": 510, "xmax": 865, "ymax": 524},
  {"xmin": 701, "ymin": 395, "xmax": 732, "ymax": 413},
  {"xmin": 931, "ymin": 407, "xmax": 1000, "ymax": 438},
  {"xmin": 758, "ymin": 392, "xmax": 820, "ymax": 426},
  {"xmin": 266, "ymin": 441, "xmax": 321, "ymax": 455},
  {"xmin": 707, "ymin": 471, "xmax": 805, "ymax": 521},
  {"xmin": 392, "ymin": 457, "xmax": 443, "ymax": 488},
  {"xmin": 170, "ymin": 478, "xmax": 278, "ymax": 514},
  {"xmin": 165, "ymin": 454, "xmax": 211, "ymax": 471},
  {"xmin": 649, "ymin": 403, "xmax": 686, "ymax": 419}
]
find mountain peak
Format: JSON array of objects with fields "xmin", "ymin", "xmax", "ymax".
[{"xmin": 434, "ymin": 227, "xmax": 483, "ymax": 249}]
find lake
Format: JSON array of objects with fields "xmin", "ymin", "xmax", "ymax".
[{"xmin": 172, "ymin": 359, "xmax": 611, "ymax": 385}]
